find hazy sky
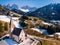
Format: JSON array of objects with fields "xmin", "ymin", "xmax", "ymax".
[{"xmin": 0, "ymin": 0, "xmax": 60, "ymax": 8}]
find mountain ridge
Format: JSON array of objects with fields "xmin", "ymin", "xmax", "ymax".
[
  {"xmin": 29, "ymin": 3, "xmax": 60, "ymax": 20},
  {"xmin": 5, "ymin": 4, "xmax": 37, "ymax": 13}
]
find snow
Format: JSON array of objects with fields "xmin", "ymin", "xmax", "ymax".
[
  {"xmin": 0, "ymin": 40, "xmax": 9, "ymax": 45},
  {"xmin": 40, "ymin": 29, "xmax": 48, "ymax": 34},
  {"xmin": 31, "ymin": 28, "xmax": 40, "ymax": 32},
  {"xmin": 3, "ymin": 36, "xmax": 35, "ymax": 45},
  {"xmin": 51, "ymin": 7, "xmax": 53, "ymax": 9},
  {"xmin": 55, "ymin": 32, "xmax": 60, "ymax": 35},
  {"xmin": 0, "ymin": 15, "xmax": 10, "ymax": 22},
  {"xmin": 1, "ymin": 34, "xmax": 9, "ymax": 39},
  {"xmin": 42, "ymin": 21, "xmax": 52, "ymax": 26},
  {"xmin": 50, "ymin": 20, "xmax": 56, "ymax": 22},
  {"xmin": 20, "ymin": 38, "xmax": 33, "ymax": 45},
  {"xmin": 13, "ymin": 20, "xmax": 20, "ymax": 28},
  {"xmin": 52, "ymin": 12, "xmax": 55, "ymax": 15},
  {"xmin": 31, "ymin": 28, "xmax": 48, "ymax": 34},
  {"xmin": 54, "ymin": 32, "xmax": 60, "ymax": 38},
  {"xmin": 38, "ymin": 12, "xmax": 40, "ymax": 13},
  {"xmin": 0, "ymin": 15, "xmax": 22, "ymax": 28},
  {"xmin": 58, "ymin": 36, "xmax": 60, "ymax": 38},
  {"xmin": 48, "ymin": 35, "xmax": 54, "ymax": 37},
  {"xmin": 19, "ymin": 8, "xmax": 29, "ymax": 12},
  {"xmin": 12, "ymin": 17, "xmax": 19, "ymax": 20},
  {"xmin": 4, "ymin": 38, "xmax": 18, "ymax": 45},
  {"xmin": 50, "ymin": 20, "xmax": 60, "ymax": 23},
  {"xmin": 48, "ymin": 32, "xmax": 60, "ymax": 38}
]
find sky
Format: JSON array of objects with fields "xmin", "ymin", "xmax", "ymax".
[{"xmin": 0, "ymin": 0, "xmax": 60, "ymax": 8}]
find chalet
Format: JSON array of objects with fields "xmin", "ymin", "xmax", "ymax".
[
  {"xmin": 10, "ymin": 28, "xmax": 35, "ymax": 43},
  {"xmin": 9, "ymin": 14, "xmax": 41, "ymax": 44},
  {"xmin": 10, "ymin": 28, "xmax": 26, "ymax": 43},
  {"xmin": 10, "ymin": 28, "xmax": 42, "ymax": 44}
]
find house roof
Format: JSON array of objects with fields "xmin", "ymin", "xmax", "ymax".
[{"xmin": 12, "ymin": 28, "xmax": 22, "ymax": 36}]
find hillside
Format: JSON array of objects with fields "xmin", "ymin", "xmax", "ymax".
[
  {"xmin": 0, "ymin": 4, "xmax": 60, "ymax": 45},
  {"xmin": 19, "ymin": 15, "xmax": 60, "ymax": 35},
  {"xmin": 11, "ymin": 9, "xmax": 26, "ymax": 15},
  {"xmin": 0, "ymin": 5, "xmax": 22, "ymax": 37},
  {"xmin": 29, "ymin": 3, "xmax": 60, "ymax": 20},
  {"xmin": 0, "ymin": 20, "xmax": 9, "ymax": 37},
  {"xmin": 0, "ymin": 5, "xmax": 10, "ymax": 15},
  {"xmin": 0, "ymin": 4, "xmax": 60, "ymax": 35},
  {"xmin": 0, "ymin": 4, "xmax": 23, "ymax": 17},
  {"xmin": 24, "ymin": 28, "xmax": 60, "ymax": 45}
]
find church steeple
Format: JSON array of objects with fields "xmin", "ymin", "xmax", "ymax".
[{"xmin": 9, "ymin": 13, "xmax": 13, "ymax": 38}]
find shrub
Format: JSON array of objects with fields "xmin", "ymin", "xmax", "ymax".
[
  {"xmin": 4, "ymin": 22, "xmax": 8, "ymax": 31},
  {"xmin": 0, "ymin": 21, "xmax": 3, "ymax": 32},
  {"xmin": 20, "ymin": 22, "xmax": 28, "ymax": 28}
]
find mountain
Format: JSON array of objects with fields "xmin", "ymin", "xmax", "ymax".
[
  {"xmin": 5, "ymin": 4, "xmax": 37, "ymax": 15},
  {"xmin": 11, "ymin": 9, "xmax": 26, "ymax": 15},
  {"xmin": 29, "ymin": 3, "xmax": 60, "ymax": 20},
  {"xmin": 21, "ymin": 5, "xmax": 37, "ymax": 12},
  {"xmin": 5, "ymin": 4, "xmax": 37, "ymax": 13},
  {"xmin": 19, "ymin": 8, "xmax": 29, "ymax": 13},
  {"xmin": 0, "ymin": 4, "xmax": 10, "ymax": 15},
  {"xmin": 5, "ymin": 4, "xmax": 27, "ymax": 15},
  {"xmin": 5, "ymin": 4, "xmax": 19, "ymax": 10}
]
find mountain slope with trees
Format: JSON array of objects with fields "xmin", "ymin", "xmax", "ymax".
[{"xmin": 29, "ymin": 3, "xmax": 60, "ymax": 20}]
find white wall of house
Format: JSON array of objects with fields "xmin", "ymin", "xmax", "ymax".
[
  {"xmin": 19, "ymin": 30, "xmax": 26, "ymax": 41},
  {"xmin": 11, "ymin": 30, "xmax": 26, "ymax": 43},
  {"xmin": 12, "ymin": 34, "xmax": 19, "ymax": 42},
  {"xmin": 20, "ymin": 38, "xmax": 33, "ymax": 45}
]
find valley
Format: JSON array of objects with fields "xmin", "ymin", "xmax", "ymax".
[{"xmin": 0, "ymin": 2, "xmax": 60, "ymax": 45}]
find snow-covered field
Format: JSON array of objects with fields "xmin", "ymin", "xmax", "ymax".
[
  {"xmin": 0, "ymin": 15, "xmax": 10, "ymax": 22},
  {"xmin": 50, "ymin": 20, "xmax": 60, "ymax": 23},
  {"xmin": 31, "ymin": 28, "xmax": 48, "ymax": 35},
  {"xmin": 19, "ymin": 8, "xmax": 29, "ymax": 13},
  {"xmin": 0, "ymin": 15, "xmax": 22, "ymax": 28},
  {"xmin": 4, "ymin": 38, "xmax": 18, "ymax": 45},
  {"xmin": 42, "ymin": 21, "xmax": 53, "ymax": 26}
]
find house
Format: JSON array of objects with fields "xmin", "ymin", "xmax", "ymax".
[
  {"xmin": 10, "ymin": 28, "xmax": 42, "ymax": 44},
  {"xmin": 11, "ymin": 28, "xmax": 26, "ymax": 43},
  {"xmin": 11, "ymin": 28, "xmax": 35, "ymax": 43}
]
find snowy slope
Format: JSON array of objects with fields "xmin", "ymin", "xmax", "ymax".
[
  {"xmin": 5, "ymin": 4, "xmax": 37, "ymax": 13},
  {"xmin": 19, "ymin": 8, "xmax": 29, "ymax": 13},
  {"xmin": 0, "ymin": 15, "xmax": 21, "ymax": 28},
  {"xmin": 0, "ymin": 15, "xmax": 10, "ymax": 22}
]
